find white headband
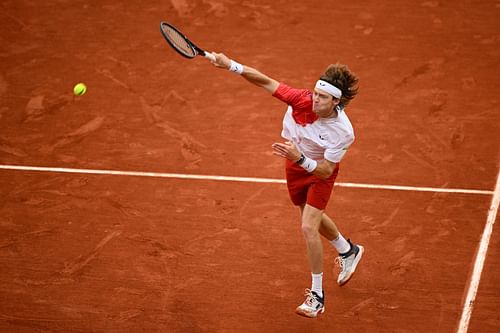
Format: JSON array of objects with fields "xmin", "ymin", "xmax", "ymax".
[{"xmin": 315, "ymin": 80, "xmax": 342, "ymax": 99}]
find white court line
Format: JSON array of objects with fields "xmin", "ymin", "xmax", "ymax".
[
  {"xmin": 457, "ymin": 170, "xmax": 500, "ymax": 333},
  {"xmin": 0, "ymin": 164, "xmax": 494, "ymax": 195}
]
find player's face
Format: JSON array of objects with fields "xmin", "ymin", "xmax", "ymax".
[{"xmin": 312, "ymin": 88, "xmax": 339, "ymax": 117}]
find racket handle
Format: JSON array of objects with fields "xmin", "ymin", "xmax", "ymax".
[{"xmin": 204, "ymin": 52, "xmax": 216, "ymax": 62}]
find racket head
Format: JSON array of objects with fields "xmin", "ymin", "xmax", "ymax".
[{"xmin": 160, "ymin": 22, "xmax": 198, "ymax": 59}]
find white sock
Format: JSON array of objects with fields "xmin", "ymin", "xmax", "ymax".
[
  {"xmin": 330, "ymin": 233, "xmax": 351, "ymax": 254},
  {"xmin": 311, "ymin": 273, "xmax": 323, "ymax": 298}
]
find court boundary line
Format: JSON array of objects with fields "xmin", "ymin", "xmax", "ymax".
[
  {"xmin": 0, "ymin": 164, "xmax": 494, "ymax": 195},
  {"xmin": 457, "ymin": 170, "xmax": 500, "ymax": 333}
]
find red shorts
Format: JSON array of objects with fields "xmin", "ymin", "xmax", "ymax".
[{"xmin": 285, "ymin": 159, "xmax": 339, "ymax": 210}]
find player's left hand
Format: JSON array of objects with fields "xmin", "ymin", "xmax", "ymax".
[{"xmin": 272, "ymin": 141, "xmax": 301, "ymax": 162}]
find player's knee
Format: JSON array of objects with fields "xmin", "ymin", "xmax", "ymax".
[{"xmin": 301, "ymin": 222, "xmax": 319, "ymax": 239}]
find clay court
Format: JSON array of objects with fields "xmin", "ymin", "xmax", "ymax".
[{"xmin": 1, "ymin": 0, "xmax": 499, "ymax": 332}]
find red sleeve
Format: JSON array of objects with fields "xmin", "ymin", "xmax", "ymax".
[
  {"xmin": 272, "ymin": 83, "xmax": 313, "ymax": 110},
  {"xmin": 272, "ymin": 83, "xmax": 317, "ymax": 126}
]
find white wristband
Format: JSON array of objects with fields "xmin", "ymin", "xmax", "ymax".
[
  {"xmin": 298, "ymin": 155, "xmax": 317, "ymax": 173},
  {"xmin": 229, "ymin": 60, "xmax": 244, "ymax": 74}
]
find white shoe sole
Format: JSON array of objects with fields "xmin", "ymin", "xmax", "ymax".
[
  {"xmin": 338, "ymin": 245, "xmax": 364, "ymax": 286},
  {"xmin": 295, "ymin": 305, "xmax": 325, "ymax": 318}
]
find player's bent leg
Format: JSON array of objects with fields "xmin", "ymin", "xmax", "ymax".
[
  {"xmin": 318, "ymin": 212, "xmax": 340, "ymax": 240},
  {"xmin": 336, "ymin": 239, "xmax": 364, "ymax": 286}
]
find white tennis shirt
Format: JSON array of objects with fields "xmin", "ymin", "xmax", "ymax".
[
  {"xmin": 273, "ymin": 83, "xmax": 355, "ymax": 163},
  {"xmin": 281, "ymin": 105, "xmax": 354, "ymax": 163}
]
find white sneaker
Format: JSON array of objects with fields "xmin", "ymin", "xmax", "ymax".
[
  {"xmin": 336, "ymin": 240, "xmax": 364, "ymax": 286},
  {"xmin": 295, "ymin": 289, "xmax": 325, "ymax": 318}
]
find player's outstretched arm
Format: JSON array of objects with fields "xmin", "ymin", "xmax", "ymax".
[{"xmin": 211, "ymin": 52, "xmax": 279, "ymax": 95}]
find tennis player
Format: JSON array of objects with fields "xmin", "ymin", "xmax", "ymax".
[{"xmin": 210, "ymin": 53, "xmax": 364, "ymax": 318}]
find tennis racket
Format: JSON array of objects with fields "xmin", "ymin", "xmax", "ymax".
[{"xmin": 160, "ymin": 21, "xmax": 216, "ymax": 62}]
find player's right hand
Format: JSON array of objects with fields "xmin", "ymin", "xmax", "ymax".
[{"xmin": 211, "ymin": 52, "xmax": 231, "ymax": 69}]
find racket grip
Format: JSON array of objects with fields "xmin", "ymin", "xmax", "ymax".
[{"xmin": 204, "ymin": 52, "xmax": 216, "ymax": 62}]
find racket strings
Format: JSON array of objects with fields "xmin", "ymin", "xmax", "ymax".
[{"xmin": 162, "ymin": 26, "xmax": 195, "ymax": 57}]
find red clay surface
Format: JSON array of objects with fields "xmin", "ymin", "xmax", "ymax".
[{"xmin": 1, "ymin": 0, "xmax": 499, "ymax": 332}]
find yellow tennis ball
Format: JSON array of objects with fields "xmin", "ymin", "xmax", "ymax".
[{"xmin": 73, "ymin": 83, "xmax": 87, "ymax": 96}]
